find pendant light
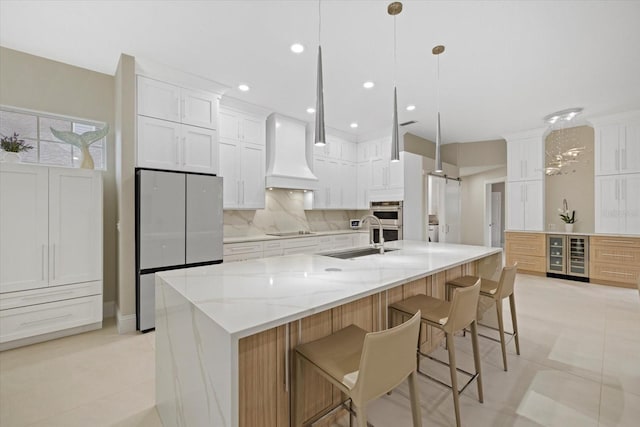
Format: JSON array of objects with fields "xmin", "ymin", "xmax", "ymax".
[
  {"xmin": 433, "ymin": 45, "xmax": 445, "ymax": 173},
  {"xmin": 314, "ymin": 0, "xmax": 326, "ymax": 146},
  {"xmin": 388, "ymin": 2, "xmax": 402, "ymax": 162}
]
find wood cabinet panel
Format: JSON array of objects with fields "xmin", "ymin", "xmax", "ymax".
[
  {"xmin": 590, "ymin": 236, "xmax": 640, "ymax": 287},
  {"xmin": 505, "ymin": 232, "xmax": 545, "ymax": 256},
  {"xmin": 590, "ymin": 262, "xmax": 640, "ymax": 287},
  {"xmin": 590, "ymin": 236, "xmax": 640, "ymax": 248},
  {"xmin": 506, "ymin": 253, "xmax": 546, "ymax": 274},
  {"xmin": 239, "ymin": 328, "xmax": 278, "ymax": 427}
]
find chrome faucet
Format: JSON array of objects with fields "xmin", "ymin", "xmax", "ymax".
[{"xmin": 360, "ymin": 214, "xmax": 385, "ymax": 254}]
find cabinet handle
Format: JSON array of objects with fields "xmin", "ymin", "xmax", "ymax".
[
  {"xmin": 52, "ymin": 244, "xmax": 56, "ymax": 280},
  {"xmin": 615, "ymin": 148, "xmax": 620, "ymax": 171},
  {"xmin": 621, "ymin": 148, "xmax": 626, "ymax": 171},
  {"xmin": 237, "ymin": 181, "xmax": 241, "ymax": 205},
  {"xmin": 42, "ymin": 245, "xmax": 46, "ymax": 281},
  {"xmin": 241, "ymin": 181, "xmax": 245, "ymax": 204},
  {"xmin": 601, "ymin": 253, "xmax": 633, "ymax": 258},
  {"xmin": 21, "ymin": 313, "xmax": 72, "ymax": 327},
  {"xmin": 181, "ymin": 99, "xmax": 186, "ymax": 120},
  {"xmin": 175, "ymin": 137, "xmax": 180, "ymax": 165},
  {"xmin": 602, "ymin": 270, "xmax": 634, "ymax": 277},
  {"xmin": 23, "ymin": 290, "xmax": 74, "ymax": 301},
  {"xmin": 284, "ymin": 323, "xmax": 290, "ymax": 392},
  {"xmin": 621, "ymin": 180, "xmax": 626, "ymax": 201}
]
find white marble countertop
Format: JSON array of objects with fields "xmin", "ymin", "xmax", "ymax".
[
  {"xmin": 505, "ymin": 230, "xmax": 639, "ymax": 237},
  {"xmin": 223, "ymin": 229, "xmax": 368, "ymax": 244},
  {"xmin": 157, "ymin": 240, "xmax": 502, "ymax": 339}
]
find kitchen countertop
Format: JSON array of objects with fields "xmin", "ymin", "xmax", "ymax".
[
  {"xmin": 157, "ymin": 240, "xmax": 502, "ymax": 339},
  {"xmin": 505, "ymin": 230, "xmax": 639, "ymax": 237},
  {"xmin": 223, "ymin": 229, "xmax": 368, "ymax": 244}
]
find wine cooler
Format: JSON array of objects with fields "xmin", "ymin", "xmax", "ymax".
[{"xmin": 547, "ymin": 234, "xmax": 589, "ymax": 281}]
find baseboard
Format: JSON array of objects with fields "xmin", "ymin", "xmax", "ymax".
[
  {"xmin": 103, "ymin": 300, "xmax": 115, "ymax": 319},
  {"xmin": 0, "ymin": 322, "xmax": 102, "ymax": 352},
  {"xmin": 116, "ymin": 305, "xmax": 137, "ymax": 334}
]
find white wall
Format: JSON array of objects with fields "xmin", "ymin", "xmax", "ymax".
[{"xmin": 460, "ymin": 166, "xmax": 507, "ymax": 246}]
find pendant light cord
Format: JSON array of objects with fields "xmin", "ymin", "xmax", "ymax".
[
  {"xmin": 318, "ymin": 0, "xmax": 321, "ymax": 44},
  {"xmin": 393, "ymin": 15, "xmax": 397, "ymax": 85},
  {"xmin": 436, "ymin": 52, "xmax": 440, "ymax": 112}
]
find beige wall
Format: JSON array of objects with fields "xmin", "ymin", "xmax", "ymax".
[
  {"xmin": 0, "ymin": 47, "xmax": 117, "ymax": 307},
  {"xmin": 114, "ymin": 54, "xmax": 136, "ymax": 321},
  {"xmin": 403, "ymin": 132, "xmax": 458, "ymax": 165},
  {"xmin": 545, "ymin": 125, "xmax": 594, "ymax": 233},
  {"xmin": 460, "ymin": 166, "xmax": 507, "ymax": 246}
]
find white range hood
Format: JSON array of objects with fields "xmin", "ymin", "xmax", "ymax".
[{"xmin": 265, "ymin": 113, "xmax": 319, "ymax": 190}]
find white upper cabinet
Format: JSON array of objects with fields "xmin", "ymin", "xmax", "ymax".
[
  {"xmin": 506, "ymin": 180, "xmax": 543, "ymax": 232},
  {"xmin": 595, "ymin": 174, "xmax": 640, "ymax": 235},
  {"xmin": 309, "ymin": 133, "xmax": 357, "ymax": 210},
  {"xmin": 137, "ymin": 116, "xmax": 218, "ymax": 174},
  {"xmin": 218, "ymin": 106, "xmax": 266, "ymax": 209},
  {"xmin": 137, "ymin": 76, "xmax": 218, "ymax": 129},
  {"xmin": 136, "ymin": 74, "xmax": 222, "ymax": 174},
  {"xmin": 356, "ymin": 161, "xmax": 371, "ymax": 210},
  {"xmin": 506, "ymin": 136, "xmax": 544, "ymax": 181},
  {"xmin": 594, "ymin": 119, "xmax": 640, "ymax": 176}
]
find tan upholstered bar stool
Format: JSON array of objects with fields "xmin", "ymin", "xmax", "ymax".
[
  {"xmin": 446, "ymin": 263, "xmax": 519, "ymax": 371},
  {"xmin": 294, "ymin": 311, "xmax": 422, "ymax": 427},
  {"xmin": 388, "ymin": 279, "xmax": 483, "ymax": 427}
]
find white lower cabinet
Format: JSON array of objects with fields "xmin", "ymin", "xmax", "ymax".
[{"xmin": 0, "ymin": 164, "xmax": 103, "ymax": 348}]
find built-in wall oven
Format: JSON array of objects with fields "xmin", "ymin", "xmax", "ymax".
[{"xmin": 369, "ymin": 201, "xmax": 403, "ymax": 243}]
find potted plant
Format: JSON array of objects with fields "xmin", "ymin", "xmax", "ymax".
[
  {"xmin": 1, "ymin": 133, "xmax": 33, "ymax": 163},
  {"xmin": 558, "ymin": 199, "xmax": 576, "ymax": 232}
]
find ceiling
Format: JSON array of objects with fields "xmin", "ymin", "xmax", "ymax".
[{"xmin": 1, "ymin": 0, "xmax": 639, "ymax": 143}]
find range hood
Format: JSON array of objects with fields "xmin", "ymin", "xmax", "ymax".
[{"xmin": 265, "ymin": 113, "xmax": 319, "ymax": 190}]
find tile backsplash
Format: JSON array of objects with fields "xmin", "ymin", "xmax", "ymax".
[{"xmin": 223, "ymin": 189, "xmax": 367, "ymax": 237}]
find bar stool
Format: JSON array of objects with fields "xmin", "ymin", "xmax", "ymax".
[
  {"xmin": 446, "ymin": 263, "xmax": 519, "ymax": 371},
  {"xmin": 388, "ymin": 279, "xmax": 483, "ymax": 427},
  {"xmin": 294, "ymin": 311, "xmax": 423, "ymax": 427}
]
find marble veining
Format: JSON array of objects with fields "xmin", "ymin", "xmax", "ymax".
[{"xmin": 223, "ymin": 188, "xmax": 367, "ymax": 237}]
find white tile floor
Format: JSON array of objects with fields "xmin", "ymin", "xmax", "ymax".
[{"xmin": 1, "ymin": 274, "xmax": 638, "ymax": 427}]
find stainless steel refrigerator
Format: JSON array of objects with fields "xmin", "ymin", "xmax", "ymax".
[{"xmin": 135, "ymin": 168, "xmax": 223, "ymax": 332}]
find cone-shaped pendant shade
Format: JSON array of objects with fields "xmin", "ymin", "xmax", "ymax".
[
  {"xmin": 391, "ymin": 86, "xmax": 400, "ymax": 162},
  {"xmin": 314, "ymin": 45, "xmax": 326, "ymax": 146},
  {"xmin": 435, "ymin": 112, "xmax": 443, "ymax": 172}
]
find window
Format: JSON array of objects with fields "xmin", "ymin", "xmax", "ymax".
[{"xmin": 0, "ymin": 107, "xmax": 107, "ymax": 170}]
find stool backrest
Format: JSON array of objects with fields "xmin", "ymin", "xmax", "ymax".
[
  {"xmin": 444, "ymin": 279, "xmax": 481, "ymax": 334},
  {"xmin": 350, "ymin": 311, "xmax": 421, "ymax": 405},
  {"xmin": 496, "ymin": 263, "xmax": 518, "ymax": 299}
]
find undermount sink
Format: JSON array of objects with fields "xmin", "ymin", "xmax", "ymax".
[
  {"xmin": 266, "ymin": 231, "xmax": 315, "ymax": 237},
  {"xmin": 322, "ymin": 247, "xmax": 397, "ymax": 259}
]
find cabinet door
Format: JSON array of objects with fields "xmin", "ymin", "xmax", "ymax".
[
  {"xmin": 595, "ymin": 124, "xmax": 621, "ymax": 175},
  {"xmin": 523, "ymin": 139, "xmax": 544, "ymax": 180},
  {"xmin": 241, "ymin": 143, "xmax": 266, "ymax": 209},
  {"xmin": 137, "ymin": 76, "xmax": 181, "ymax": 122},
  {"xmin": 621, "ymin": 174, "xmax": 640, "ymax": 234},
  {"xmin": 388, "ymin": 153, "xmax": 404, "ymax": 188},
  {"xmin": 49, "ymin": 168, "xmax": 102, "ymax": 287},
  {"xmin": 622, "ymin": 121, "xmax": 640, "ymax": 174},
  {"xmin": 181, "ymin": 88, "xmax": 217, "ymax": 129},
  {"xmin": 219, "ymin": 110, "xmax": 240, "ymax": 140},
  {"xmin": 507, "ymin": 140, "xmax": 525, "ymax": 181},
  {"xmin": 137, "ymin": 116, "xmax": 181, "ymax": 170},
  {"xmin": 370, "ymin": 158, "xmax": 386, "ymax": 189},
  {"xmin": 523, "ymin": 180, "xmax": 544, "ymax": 231},
  {"xmin": 341, "ymin": 141, "xmax": 357, "ymax": 162},
  {"xmin": 241, "ymin": 116, "xmax": 264, "ymax": 145},
  {"xmin": 595, "ymin": 175, "xmax": 621, "ymax": 234},
  {"xmin": 182, "ymin": 125, "xmax": 218, "ymax": 174},
  {"xmin": 312, "ymin": 157, "xmax": 329, "ymax": 209},
  {"xmin": 356, "ymin": 161, "xmax": 370, "ymax": 209},
  {"xmin": 342, "ymin": 162, "xmax": 357, "ymax": 209},
  {"xmin": 506, "ymin": 182, "xmax": 525, "ymax": 231},
  {"xmin": 0, "ymin": 164, "xmax": 49, "ymax": 293},
  {"xmin": 219, "ymin": 139, "xmax": 241, "ymax": 209},
  {"xmin": 327, "ymin": 158, "xmax": 341, "ymax": 208}
]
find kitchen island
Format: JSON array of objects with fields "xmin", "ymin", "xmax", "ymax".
[{"xmin": 155, "ymin": 240, "xmax": 502, "ymax": 427}]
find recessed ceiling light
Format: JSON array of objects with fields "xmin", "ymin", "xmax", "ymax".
[
  {"xmin": 306, "ymin": 107, "xmax": 316, "ymax": 114},
  {"xmin": 406, "ymin": 105, "xmax": 416, "ymax": 111},
  {"xmin": 238, "ymin": 84, "xmax": 250, "ymax": 92},
  {"xmin": 350, "ymin": 123, "xmax": 358, "ymax": 129},
  {"xmin": 290, "ymin": 43, "xmax": 305, "ymax": 54},
  {"xmin": 363, "ymin": 81, "xmax": 375, "ymax": 89}
]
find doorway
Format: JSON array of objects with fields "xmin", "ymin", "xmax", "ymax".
[{"xmin": 484, "ymin": 178, "xmax": 506, "ymax": 248}]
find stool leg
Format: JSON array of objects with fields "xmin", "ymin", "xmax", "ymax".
[
  {"xmin": 354, "ymin": 402, "xmax": 367, "ymax": 427},
  {"xmin": 408, "ymin": 371, "xmax": 423, "ymax": 427},
  {"xmin": 470, "ymin": 320, "xmax": 483, "ymax": 403},
  {"xmin": 446, "ymin": 333, "xmax": 461, "ymax": 427},
  {"xmin": 495, "ymin": 298, "xmax": 508, "ymax": 371},
  {"xmin": 509, "ymin": 294, "xmax": 521, "ymax": 355},
  {"xmin": 294, "ymin": 354, "xmax": 304, "ymax": 427}
]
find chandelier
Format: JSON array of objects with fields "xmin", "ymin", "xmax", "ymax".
[{"xmin": 544, "ymin": 107, "xmax": 585, "ymax": 176}]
